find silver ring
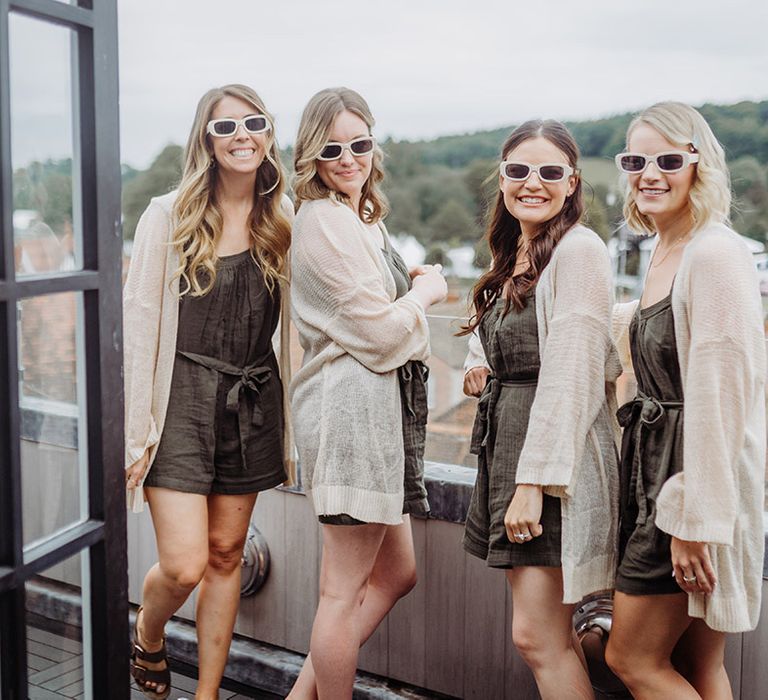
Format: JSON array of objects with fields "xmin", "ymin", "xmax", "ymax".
[
  {"xmin": 514, "ymin": 533, "xmax": 526, "ymax": 541},
  {"xmin": 522, "ymin": 534, "xmax": 532, "ymax": 540},
  {"xmin": 683, "ymin": 575, "xmax": 697, "ymax": 583}
]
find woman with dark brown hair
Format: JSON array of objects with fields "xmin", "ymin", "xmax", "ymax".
[{"xmin": 461, "ymin": 120, "xmax": 621, "ymax": 699}]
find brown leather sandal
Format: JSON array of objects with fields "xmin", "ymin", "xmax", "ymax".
[{"xmin": 130, "ymin": 607, "xmax": 171, "ymax": 700}]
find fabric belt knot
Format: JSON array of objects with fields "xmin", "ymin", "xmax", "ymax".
[
  {"xmin": 399, "ymin": 360, "xmax": 429, "ymax": 418},
  {"xmin": 177, "ymin": 349, "xmax": 273, "ymax": 469},
  {"xmin": 617, "ymin": 391, "xmax": 683, "ymax": 431},
  {"xmin": 470, "ymin": 373, "xmax": 539, "ymax": 454}
]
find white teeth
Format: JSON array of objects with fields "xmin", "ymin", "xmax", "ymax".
[
  {"xmin": 231, "ymin": 149, "xmax": 254, "ymax": 158},
  {"xmin": 642, "ymin": 189, "xmax": 667, "ymax": 195},
  {"xmin": 520, "ymin": 197, "xmax": 545, "ymax": 203}
]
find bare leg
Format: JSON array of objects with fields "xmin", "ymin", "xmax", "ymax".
[
  {"xmin": 506, "ymin": 567, "xmax": 594, "ymax": 700},
  {"xmin": 288, "ymin": 518, "xmax": 417, "ymax": 700},
  {"xmin": 195, "ymin": 492, "xmax": 258, "ymax": 700},
  {"xmin": 606, "ymin": 591, "xmax": 699, "ymax": 699},
  {"xmin": 673, "ymin": 618, "xmax": 731, "ymax": 699},
  {"xmin": 308, "ymin": 523, "xmax": 388, "ymax": 700},
  {"xmin": 137, "ymin": 488, "xmax": 210, "ymax": 695}
]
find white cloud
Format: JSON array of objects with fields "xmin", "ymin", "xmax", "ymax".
[{"xmin": 7, "ymin": 0, "xmax": 768, "ymax": 168}]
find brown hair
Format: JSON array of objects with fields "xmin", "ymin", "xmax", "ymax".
[{"xmin": 459, "ymin": 120, "xmax": 583, "ymax": 336}]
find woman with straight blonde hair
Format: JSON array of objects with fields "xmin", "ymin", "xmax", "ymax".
[
  {"xmin": 123, "ymin": 84, "xmax": 293, "ymax": 699},
  {"xmin": 287, "ymin": 87, "xmax": 447, "ymax": 700},
  {"xmin": 606, "ymin": 101, "xmax": 766, "ymax": 699}
]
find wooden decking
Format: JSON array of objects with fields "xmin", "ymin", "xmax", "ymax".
[{"xmin": 26, "ymin": 620, "xmax": 258, "ymax": 700}]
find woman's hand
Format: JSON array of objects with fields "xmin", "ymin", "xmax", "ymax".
[
  {"xmin": 125, "ymin": 452, "xmax": 150, "ymax": 491},
  {"xmin": 504, "ymin": 484, "xmax": 544, "ymax": 544},
  {"xmin": 671, "ymin": 537, "xmax": 717, "ymax": 594},
  {"xmin": 410, "ymin": 264, "xmax": 447, "ymax": 308},
  {"xmin": 463, "ymin": 366, "xmax": 490, "ymax": 397},
  {"xmin": 408, "ymin": 264, "xmax": 433, "ymax": 280}
]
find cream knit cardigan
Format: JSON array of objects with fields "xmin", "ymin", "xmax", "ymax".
[
  {"xmin": 123, "ymin": 190, "xmax": 295, "ymax": 512},
  {"xmin": 290, "ymin": 198, "xmax": 430, "ymax": 525},
  {"xmin": 466, "ymin": 225, "xmax": 622, "ymax": 603},
  {"xmin": 613, "ymin": 223, "xmax": 766, "ymax": 633}
]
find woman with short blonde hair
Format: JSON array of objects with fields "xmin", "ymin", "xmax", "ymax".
[
  {"xmin": 124, "ymin": 84, "xmax": 293, "ymax": 700},
  {"xmin": 606, "ymin": 101, "xmax": 765, "ymax": 698}
]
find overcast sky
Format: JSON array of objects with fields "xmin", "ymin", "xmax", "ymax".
[{"xmin": 9, "ymin": 1, "xmax": 768, "ymax": 169}]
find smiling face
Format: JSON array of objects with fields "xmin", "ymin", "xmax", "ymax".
[
  {"xmin": 500, "ymin": 136, "xmax": 577, "ymax": 236},
  {"xmin": 208, "ymin": 95, "xmax": 269, "ymax": 177},
  {"xmin": 627, "ymin": 122, "xmax": 696, "ymax": 226},
  {"xmin": 315, "ymin": 109, "xmax": 373, "ymax": 206}
]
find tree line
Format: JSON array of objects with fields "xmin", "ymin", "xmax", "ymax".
[{"xmin": 13, "ymin": 100, "xmax": 768, "ymax": 260}]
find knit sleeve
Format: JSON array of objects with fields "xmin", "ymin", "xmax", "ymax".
[
  {"xmin": 612, "ymin": 300, "xmax": 638, "ymax": 375},
  {"xmin": 122, "ymin": 198, "xmax": 173, "ymax": 469},
  {"xmin": 292, "ymin": 200, "xmax": 429, "ymax": 373},
  {"xmin": 655, "ymin": 233, "xmax": 764, "ymax": 546},
  {"xmin": 515, "ymin": 229, "xmax": 615, "ymax": 490},
  {"xmin": 464, "ymin": 330, "xmax": 490, "ymax": 373}
]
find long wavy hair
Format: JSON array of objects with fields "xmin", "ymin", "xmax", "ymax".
[
  {"xmin": 622, "ymin": 101, "xmax": 731, "ymax": 235},
  {"xmin": 171, "ymin": 84, "xmax": 291, "ymax": 297},
  {"xmin": 459, "ymin": 120, "xmax": 583, "ymax": 336},
  {"xmin": 293, "ymin": 87, "xmax": 388, "ymax": 224}
]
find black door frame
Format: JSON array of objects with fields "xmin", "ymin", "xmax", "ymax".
[{"xmin": 0, "ymin": 0, "xmax": 126, "ymax": 697}]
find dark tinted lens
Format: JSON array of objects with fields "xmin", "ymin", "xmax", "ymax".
[
  {"xmin": 620, "ymin": 154, "xmax": 646, "ymax": 172},
  {"xmin": 350, "ymin": 138, "xmax": 374, "ymax": 155},
  {"xmin": 504, "ymin": 163, "xmax": 530, "ymax": 179},
  {"xmin": 244, "ymin": 116, "xmax": 268, "ymax": 133},
  {"xmin": 319, "ymin": 144, "xmax": 342, "ymax": 160},
  {"xmin": 212, "ymin": 120, "xmax": 236, "ymax": 136},
  {"xmin": 656, "ymin": 153, "xmax": 685, "ymax": 171},
  {"xmin": 539, "ymin": 165, "xmax": 566, "ymax": 181}
]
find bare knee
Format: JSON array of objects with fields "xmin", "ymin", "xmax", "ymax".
[
  {"xmin": 513, "ymin": 618, "xmax": 556, "ymax": 669},
  {"xmin": 605, "ymin": 638, "xmax": 646, "ymax": 688},
  {"xmin": 160, "ymin": 558, "xmax": 207, "ymax": 591},
  {"xmin": 208, "ymin": 538, "xmax": 245, "ymax": 575}
]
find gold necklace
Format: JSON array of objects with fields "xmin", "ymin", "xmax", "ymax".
[{"xmin": 650, "ymin": 232, "xmax": 689, "ymax": 268}]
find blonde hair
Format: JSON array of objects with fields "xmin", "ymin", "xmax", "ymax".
[
  {"xmin": 293, "ymin": 87, "xmax": 388, "ymax": 223},
  {"xmin": 171, "ymin": 84, "xmax": 291, "ymax": 297},
  {"xmin": 622, "ymin": 101, "xmax": 731, "ymax": 235}
]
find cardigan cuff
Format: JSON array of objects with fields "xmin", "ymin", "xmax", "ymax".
[{"xmin": 655, "ymin": 508, "xmax": 735, "ymax": 547}]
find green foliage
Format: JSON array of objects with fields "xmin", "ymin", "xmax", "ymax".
[
  {"xmin": 121, "ymin": 144, "xmax": 183, "ymax": 240},
  {"xmin": 424, "ymin": 243, "xmax": 448, "ymax": 266},
  {"xmin": 13, "ymin": 159, "xmax": 73, "ymax": 233}
]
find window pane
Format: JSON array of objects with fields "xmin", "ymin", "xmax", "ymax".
[
  {"xmin": 20, "ymin": 292, "xmax": 88, "ymax": 552},
  {"xmin": 10, "ymin": 13, "xmax": 82, "ymax": 277},
  {"xmin": 26, "ymin": 550, "xmax": 92, "ymax": 699}
]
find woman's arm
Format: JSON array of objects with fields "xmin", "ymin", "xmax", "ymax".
[
  {"xmin": 515, "ymin": 230, "xmax": 615, "ymax": 490},
  {"xmin": 292, "ymin": 201, "xmax": 434, "ymax": 373},
  {"xmin": 123, "ymin": 198, "xmax": 174, "ymax": 472},
  {"xmin": 656, "ymin": 232, "xmax": 764, "ymax": 547}
]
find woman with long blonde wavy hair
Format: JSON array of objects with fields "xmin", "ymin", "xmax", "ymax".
[
  {"xmin": 123, "ymin": 84, "xmax": 293, "ymax": 700},
  {"xmin": 287, "ymin": 87, "xmax": 447, "ymax": 700}
]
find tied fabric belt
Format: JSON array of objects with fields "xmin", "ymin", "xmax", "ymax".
[
  {"xmin": 470, "ymin": 374, "xmax": 539, "ymax": 455},
  {"xmin": 177, "ymin": 349, "xmax": 273, "ymax": 469},
  {"xmin": 616, "ymin": 391, "xmax": 683, "ymax": 524},
  {"xmin": 616, "ymin": 391, "xmax": 683, "ymax": 431},
  {"xmin": 399, "ymin": 360, "xmax": 429, "ymax": 418}
]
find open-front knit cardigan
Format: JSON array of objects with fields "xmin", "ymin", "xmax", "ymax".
[
  {"xmin": 465, "ymin": 225, "xmax": 622, "ymax": 603},
  {"xmin": 123, "ymin": 190, "xmax": 295, "ymax": 512},
  {"xmin": 290, "ymin": 198, "xmax": 430, "ymax": 525},
  {"xmin": 613, "ymin": 223, "xmax": 766, "ymax": 633}
]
